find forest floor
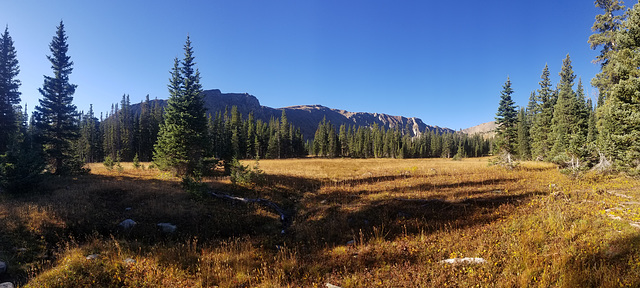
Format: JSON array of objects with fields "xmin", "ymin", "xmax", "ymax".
[{"xmin": 2, "ymin": 158, "xmax": 640, "ymax": 287}]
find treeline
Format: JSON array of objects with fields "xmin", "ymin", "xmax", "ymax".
[
  {"xmin": 493, "ymin": 0, "xmax": 640, "ymax": 173},
  {"xmin": 493, "ymin": 59, "xmax": 594, "ymax": 168},
  {"xmin": 310, "ymin": 118, "xmax": 492, "ymax": 159},
  {"xmin": 75, "ymin": 94, "xmax": 306, "ymax": 164}
]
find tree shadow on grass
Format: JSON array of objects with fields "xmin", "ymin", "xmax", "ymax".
[{"xmin": 293, "ymin": 191, "xmax": 546, "ymax": 248}]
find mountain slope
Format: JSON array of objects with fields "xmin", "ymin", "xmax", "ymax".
[{"xmin": 460, "ymin": 121, "xmax": 497, "ymax": 138}]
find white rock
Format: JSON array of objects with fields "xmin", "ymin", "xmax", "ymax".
[
  {"xmin": 118, "ymin": 219, "xmax": 136, "ymax": 229},
  {"xmin": 439, "ymin": 257, "xmax": 487, "ymax": 265},
  {"xmin": 86, "ymin": 254, "xmax": 100, "ymax": 260},
  {"xmin": 124, "ymin": 258, "xmax": 136, "ymax": 265},
  {"xmin": 326, "ymin": 283, "xmax": 342, "ymax": 288},
  {"xmin": 157, "ymin": 223, "xmax": 177, "ymax": 233},
  {"xmin": 0, "ymin": 282, "xmax": 15, "ymax": 288},
  {"xmin": 0, "ymin": 261, "xmax": 6, "ymax": 274}
]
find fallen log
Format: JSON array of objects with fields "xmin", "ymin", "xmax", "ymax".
[{"xmin": 208, "ymin": 190, "xmax": 292, "ymax": 232}]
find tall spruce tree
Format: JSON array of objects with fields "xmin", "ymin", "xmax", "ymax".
[
  {"xmin": 530, "ymin": 64, "xmax": 554, "ymax": 160},
  {"xmin": 0, "ymin": 26, "xmax": 21, "ymax": 154},
  {"xmin": 33, "ymin": 21, "xmax": 82, "ymax": 175},
  {"xmin": 153, "ymin": 36, "xmax": 208, "ymax": 176},
  {"xmin": 596, "ymin": 2, "xmax": 640, "ymax": 169},
  {"xmin": 0, "ymin": 25, "xmax": 44, "ymax": 192},
  {"xmin": 495, "ymin": 77, "xmax": 518, "ymax": 163},
  {"xmin": 517, "ymin": 107, "xmax": 531, "ymax": 160},
  {"xmin": 590, "ymin": 0, "xmax": 626, "ymax": 106},
  {"xmin": 550, "ymin": 54, "xmax": 577, "ymax": 159}
]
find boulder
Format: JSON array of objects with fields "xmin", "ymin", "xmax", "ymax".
[
  {"xmin": 157, "ymin": 223, "xmax": 177, "ymax": 233},
  {"xmin": 0, "ymin": 282, "xmax": 14, "ymax": 288},
  {"xmin": 118, "ymin": 219, "xmax": 136, "ymax": 229}
]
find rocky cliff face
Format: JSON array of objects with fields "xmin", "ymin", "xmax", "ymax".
[
  {"xmin": 131, "ymin": 89, "xmax": 455, "ymax": 140},
  {"xmin": 460, "ymin": 121, "xmax": 497, "ymax": 138}
]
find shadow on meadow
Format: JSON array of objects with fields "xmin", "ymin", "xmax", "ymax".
[{"xmin": 3, "ymin": 161, "xmax": 614, "ymax": 287}]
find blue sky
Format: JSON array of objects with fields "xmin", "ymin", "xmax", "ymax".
[{"xmin": 3, "ymin": 0, "xmax": 602, "ymax": 130}]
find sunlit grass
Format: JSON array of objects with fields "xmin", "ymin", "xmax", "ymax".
[{"xmin": 1, "ymin": 157, "xmax": 640, "ymax": 287}]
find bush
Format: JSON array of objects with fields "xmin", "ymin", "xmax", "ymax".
[
  {"xmin": 0, "ymin": 148, "xmax": 45, "ymax": 194},
  {"xmin": 230, "ymin": 158, "xmax": 264, "ymax": 186},
  {"xmin": 182, "ymin": 173, "xmax": 208, "ymax": 198},
  {"xmin": 103, "ymin": 156, "xmax": 114, "ymax": 170},
  {"xmin": 132, "ymin": 153, "xmax": 141, "ymax": 169}
]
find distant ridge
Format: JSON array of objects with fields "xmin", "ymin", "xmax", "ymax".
[
  {"xmin": 460, "ymin": 121, "xmax": 497, "ymax": 138},
  {"xmin": 131, "ymin": 89, "xmax": 456, "ymax": 140}
]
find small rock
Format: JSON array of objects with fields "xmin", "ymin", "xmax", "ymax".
[
  {"xmin": 281, "ymin": 229, "xmax": 285, "ymax": 234},
  {"xmin": 326, "ymin": 283, "xmax": 342, "ymax": 288},
  {"xmin": 0, "ymin": 261, "xmax": 7, "ymax": 274},
  {"xmin": 157, "ymin": 223, "xmax": 177, "ymax": 233},
  {"xmin": 86, "ymin": 254, "xmax": 100, "ymax": 260},
  {"xmin": 439, "ymin": 257, "xmax": 487, "ymax": 265},
  {"xmin": 346, "ymin": 240, "xmax": 355, "ymax": 246},
  {"xmin": 14, "ymin": 248, "xmax": 26, "ymax": 253},
  {"xmin": 118, "ymin": 219, "xmax": 136, "ymax": 229},
  {"xmin": 0, "ymin": 282, "xmax": 15, "ymax": 288},
  {"xmin": 320, "ymin": 200, "xmax": 327, "ymax": 204},
  {"xmin": 124, "ymin": 258, "xmax": 136, "ymax": 265},
  {"xmin": 124, "ymin": 207, "xmax": 132, "ymax": 212}
]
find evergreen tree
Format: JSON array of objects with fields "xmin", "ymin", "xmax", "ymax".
[
  {"xmin": 550, "ymin": 54, "xmax": 577, "ymax": 159},
  {"xmin": 33, "ymin": 21, "xmax": 82, "ymax": 175},
  {"xmin": 596, "ymin": 2, "xmax": 640, "ymax": 168},
  {"xmin": 587, "ymin": 98, "xmax": 597, "ymax": 144},
  {"xmin": 118, "ymin": 94, "xmax": 133, "ymax": 161},
  {"xmin": 590, "ymin": 0, "xmax": 626, "ymax": 106},
  {"xmin": 530, "ymin": 64, "xmax": 554, "ymax": 160},
  {"xmin": 517, "ymin": 107, "xmax": 531, "ymax": 160},
  {"xmin": 78, "ymin": 104, "xmax": 100, "ymax": 162},
  {"xmin": 0, "ymin": 26, "xmax": 21, "ymax": 155},
  {"xmin": 494, "ymin": 77, "xmax": 518, "ymax": 163},
  {"xmin": 154, "ymin": 36, "xmax": 208, "ymax": 176},
  {"xmin": 138, "ymin": 95, "xmax": 153, "ymax": 161}
]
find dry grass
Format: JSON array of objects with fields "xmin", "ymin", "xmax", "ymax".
[{"xmin": 1, "ymin": 158, "xmax": 640, "ymax": 287}]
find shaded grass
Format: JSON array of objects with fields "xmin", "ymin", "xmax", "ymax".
[{"xmin": 1, "ymin": 158, "xmax": 640, "ymax": 286}]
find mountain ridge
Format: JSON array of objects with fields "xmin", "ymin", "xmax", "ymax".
[{"xmin": 131, "ymin": 89, "xmax": 458, "ymax": 140}]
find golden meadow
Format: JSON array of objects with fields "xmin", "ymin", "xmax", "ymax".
[{"xmin": 2, "ymin": 158, "xmax": 640, "ymax": 287}]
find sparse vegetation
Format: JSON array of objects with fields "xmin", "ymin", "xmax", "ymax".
[{"xmin": 1, "ymin": 158, "xmax": 640, "ymax": 287}]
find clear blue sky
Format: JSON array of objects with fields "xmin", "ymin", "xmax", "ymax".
[{"xmin": 2, "ymin": 0, "xmax": 602, "ymax": 130}]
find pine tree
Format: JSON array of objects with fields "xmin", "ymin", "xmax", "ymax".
[
  {"xmin": 596, "ymin": 2, "xmax": 640, "ymax": 169},
  {"xmin": 33, "ymin": 21, "xmax": 82, "ymax": 175},
  {"xmin": 494, "ymin": 77, "xmax": 518, "ymax": 163},
  {"xmin": 550, "ymin": 54, "xmax": 577, "ymax": 159},
  {"xmin": 138, "ymin": 95, "xmax": 153, "ymax": 161},
  {"xmin": 590, "ymin": 0, "xmax": 626, "ymax": 106},
  {"xmin": 517, "ymin": 107, "xmax": 531, "ymax": 160},
  {"xmin": 0, "ymin": 25, "xmax": 21, "ymax": 155},
  {"xmin": 530, "ymin": 64, "xmax": 554, "ymax": 160},
  {"xmin": 78, "ymin": 104, "xmax": 100, "ymax": 162},
  {"xmin": 153, "ymin": 36, "xmax": 208, "ymax": 176}
]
